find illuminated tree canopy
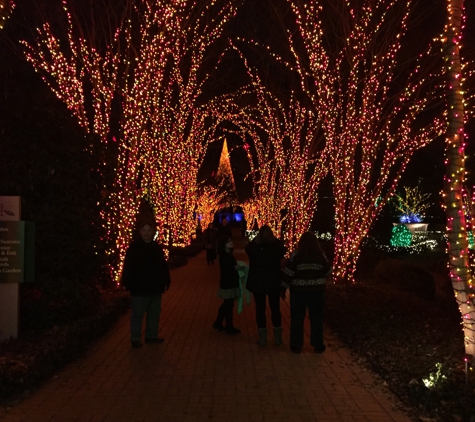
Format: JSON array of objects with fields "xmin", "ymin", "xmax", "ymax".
[
  {"xmin": 22, "ymin": 0, "xmax": 243, "ymax": 280},
  {"xmin": 281, "ymin": 0, "xmax": 448, "ymax": 281},
  {"xmin": 394, "ymin": 182, "xmax": 432, "ymax": 223},
  {"xmin": 18, "ymin": 0, "xmax": 475, "ymax": 307}
]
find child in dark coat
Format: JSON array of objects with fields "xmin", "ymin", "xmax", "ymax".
[
  {"xmin": 213, "ymin": 235, "xmax": 241, "ymax": 334},
  {"xmin": 122, "ymin": 222, "xmax": 171, "ymax": 348}
]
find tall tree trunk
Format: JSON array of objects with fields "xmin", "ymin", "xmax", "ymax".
[{"xmin": 444, "ymin": 0, "xmax": 475, "ymax": 359}]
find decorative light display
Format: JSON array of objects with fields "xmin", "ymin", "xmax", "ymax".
[
  {"xmin": 422, "ymin": 363, "xmax": 447, "ymax": 389},
  {"xmin": 0, "ymin": 0, "xmax": 14, "ymax": 30},
  {"xmin": 217, "ymin": 140, "xmax": 237, "ymax": 193},
  {"xmin": 468, "ymin": 231, "xmax": 474, "ymax": 249},
  {"xmin": 22, "ymin": 0, "xmax": 241, "ymax": 282},
  {"xmin": 462, "ymin": 186, "xmax": 474, "ymax": 249},
  {"xmin": 194, "ymin": 138, "xmax": 238, "ymax": 229},
  {"xmin": 210, "ymin": 53, "xmax": 329, "ymax": 251},
  {"xmin": 214, "ymin": 139, "xmax": 239, "ymax": 209},
  {"xmin": 361, "ymin": 232, "xmax": 438, "ymax": 253},
  {"xmin": 195, "ymin": 183, "xmax": 227, "ymax": 231},
  {"xmin": 241, "ymin": 88, "xmax": 328, "ymax": 251},
  {"xmin": 394, "ymin": 182, "xmax": 432, "ymax": 224},
  {"xmin": 241, "ymin": 200, "xmax": 259, "ymax": 234},
  {"xmin": 286, "ymin": 0, "xmax": 446, "ymax": 282},
  {"xmin": 441, "ymin": 0, "xmax": 475, "ymax": 358},
  {"xmin": 390, "ymin": 224, "xmax": 413, "ymax": 248}
]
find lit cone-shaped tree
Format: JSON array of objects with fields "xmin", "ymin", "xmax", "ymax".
[
  {"xmin": 214, "ymin": 139, "xmax": 239, "ymax": 209},
  {"xmin": 442, "ymin": 0, "xmax": 475, "ymax": 358},
  {"xmin": 286, "ymin": 0, "xmax": 446, "ymax": 281},
  {"xmin": 196, "ymin": 138, "xmax": 238, "ymax": 230},
  {"xmin": 22, "ymin": 0, "xmax": 242, "ymax": 281}
]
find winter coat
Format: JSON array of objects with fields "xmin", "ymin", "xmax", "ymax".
[
  {"xmin": 122, "ymin": 238, "xmax": 171, "ymax": 296},
  {"xmin": 218, "ymin": 250, "xmax": 240, "ymax": 290},
  {"xmin": 245, "ymin": 238, "xmax": 287, "ymax": 295},
  {"xmin": 281, "ymin": 252, "xmax": 331, "ymax": 293}
]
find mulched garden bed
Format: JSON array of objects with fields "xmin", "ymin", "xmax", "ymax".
[{"xmin": 325, "ymin": 256, "xmax": 475, "ymax": 422}]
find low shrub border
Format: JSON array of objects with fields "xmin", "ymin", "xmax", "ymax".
[{"xmin": 325, "ymin": 280, "xmax": 475, "ymax": 422}]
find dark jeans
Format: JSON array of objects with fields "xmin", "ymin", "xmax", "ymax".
[
  {"xmin": 205, "ymin": 248, "xmax": 216, "ymax": 264},
  {"xmin": 217, "ymin": 298, "xmax": 235, "ymax": 327},
  {"xmin": 130, "ymin": 295, "xmax": 162, "ymax": 342},
  {"xmin": 253, "ymin": 293, "xmax": 281, "ymax": 329},
  {"xmin": 289, "ymin": 290, "xmax": 325, "ymax": 349}
]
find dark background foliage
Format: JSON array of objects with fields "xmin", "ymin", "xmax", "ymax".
[{"xmin": 0, "ymin": 38, "xmax": 109, "ymax": 329}]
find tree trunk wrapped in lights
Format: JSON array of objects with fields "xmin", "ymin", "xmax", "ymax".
[
  {"xmin": 22, "ymin": 0, "xmax": 241, "ymax": 282},
  {"xmin": 287, "ymin": 0, "xmax": 446, "ymax": 281},
  {"xmin": 443, "ymin": 0, "xmax": 475, "ymax": 359}
]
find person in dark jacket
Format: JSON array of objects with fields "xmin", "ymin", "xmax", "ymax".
[
  {"xmin": 202, "ymin": 222, "xmax": 217, "ymax": 265},
  {"xmin": 213, "ymin": 235, "xmax": 241, "ymax": 334},
  {"xmin": 216, "ymin": 217, "xmax": 232, "ymax": 240},
  {"xmin": 122, "ymin": 221, "xmax": 171, "ymax": 348},
  {"xmin": 245, "ymin": 225, "xmax": 287, "ymax": 346},
  {"xmin": 281, "ymin": 232, "xmax": 331, "ymax": 354}
]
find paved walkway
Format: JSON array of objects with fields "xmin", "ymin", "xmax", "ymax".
[{"xmin": 0, "ymin": 231, "xmax": 414, "ymax": 422}]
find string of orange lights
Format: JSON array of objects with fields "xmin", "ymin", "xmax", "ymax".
[
  {"xmin": 22, "ymin": 0, "xmax": 242, "ymax": 283},
  {"xmin": 287, "ymin": 0, "xmax": 446, "ymax": 281},
  {"xmin": 0, "ymin": 0, "xmax": 14, "ymax": 30}
]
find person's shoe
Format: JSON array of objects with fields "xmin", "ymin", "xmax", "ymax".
[
  {"xmin": 145, "ymin": 337, "xmax": 164, "ymax": 344},
  {"xmin": 291, "ymin": 347, "xmax": 301, "ymax": 354},
  {"xmin": 226, "ymin": 326, "xmax": 241, "ymax": 334},
  {"xmin": 314, "ymin": 345, "xmax": 326, "ymax": 353},
  {"xmin": 257, "ymin": 328, "xmax": 267, "ymax": 346},
  {"xmin": 131, "ymin": 341, "xmax": 142, "ymax": 348},
  {"xmin": 213, "ymin": 322, "xmax": 226, "ymax": 331}
]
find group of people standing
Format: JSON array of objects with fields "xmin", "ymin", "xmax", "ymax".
[
  {"xmin": 213, "ymin": 222, "xmax": 331, "ymax": 354},
  {"xmin": 121, "ymin": 217, "xmax": 331, "ymax": 354}
]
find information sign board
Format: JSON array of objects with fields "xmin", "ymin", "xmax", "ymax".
[{"xmin": 0, "ymin": 221, "xmax": 34, "ymax": 283}]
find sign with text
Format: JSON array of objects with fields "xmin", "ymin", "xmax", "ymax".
[{"xmin": 0, "ymin": 221, "xmax": 34, "ymax": 283}]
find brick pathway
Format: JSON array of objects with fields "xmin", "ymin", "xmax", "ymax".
[{"xmin": 0, "ymin": 231, "xmax": 414, "ymax": 422}]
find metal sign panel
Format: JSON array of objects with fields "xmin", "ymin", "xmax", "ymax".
[{"xmin": 0, "ymin": 221, "xmax": 25, "ymax": 283}]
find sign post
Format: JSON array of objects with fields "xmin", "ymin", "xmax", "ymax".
[{"xmin": 0, "ymin": 196, "xmax": 34, "ymax": 341}]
